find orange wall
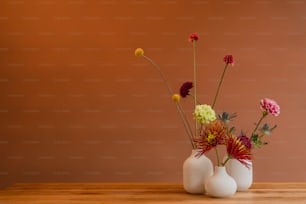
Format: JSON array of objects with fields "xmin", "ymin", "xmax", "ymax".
[{"xmin": 0, "ymin": 0, "xmax": 305, "ymax": 188}]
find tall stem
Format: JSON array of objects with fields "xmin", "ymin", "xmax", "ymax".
[
  {"xmin": 193, "ymin": 41, "xmax": 198, "ymax": 136},
  {"xmin": 212, "ymin": 64, "xmax": 228, "ymax": 109}
]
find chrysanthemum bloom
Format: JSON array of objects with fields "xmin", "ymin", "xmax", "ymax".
[
  {"xmin": 172, "ymin": 94, "xmax": 181, "ymax": 102},
  {"xmin": 260, "ymin": 98, "xmax": 280, "ymax": 116},
  {"xmin": 237, "ymin": 135, "xmax": 252, "ymax": 149},
  {"xmin": 194, "ymin": 104, "xmax": 216, "ymax": 124},
  {"xmin": 226, "ymin": 135, "xmax": 252, "ymax": 168},
  {"xmin": 134, "ymin": 48, "xmax": 144, "ymax": 57},
  {"xmin": 196, "ymin": 120, "xmax": 228, "ymax": 152},
  {"xmin": 188, "ymin": 33, "xmax": 199, "ymax": 42},
  {"xmin": 179, "ymin": 82, "xmax": 193, "ymax": 98},
  {"xmin": 223, "ymin": 55, "xmax": 234, "ymax": 65}
]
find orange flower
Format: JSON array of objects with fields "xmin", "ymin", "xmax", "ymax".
[{"xmin": 195, "ymin": 120, "xmax": 227, "ymax": 154}]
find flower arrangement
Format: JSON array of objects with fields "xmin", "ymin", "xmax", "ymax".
[{"xmin": 134, "ymin": 33, "xmax": 280, "ymax": 169}]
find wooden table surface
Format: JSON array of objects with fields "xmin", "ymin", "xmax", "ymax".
[{"xmin": 0, "ymin": 182, "xmax": 306, "ymax": 204}]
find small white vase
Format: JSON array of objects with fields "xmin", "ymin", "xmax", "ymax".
[
  {"xmin": 183, "ymin": 149, "xmax": 213, "ymax": 194},
  {"xmin": 226, "ymin": 159, "xmax": 253, "ymax": 191},
  {"xmin": 205, "ymin": 166, "xmax": 237, "ymax": 198}
]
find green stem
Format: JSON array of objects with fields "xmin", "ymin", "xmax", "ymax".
[
  {"xmin": 212, "ymin": 64, "xmax": 229, "ymax": 109},
  {"xmin": 222, "ymin": 156, "xmax": 231, "ymax": 166},
  {"xmin": 252, "ymin": 111, "xmax": 268, "ymax": 136}
]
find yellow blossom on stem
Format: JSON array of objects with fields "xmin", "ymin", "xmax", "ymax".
[
  {"xmin": 134, "ymin": 48, "xmax": 144, "ymax": 57},
  {"xmin": 172, "ymin": 94, "xmax": 181, "ymax": 102}
]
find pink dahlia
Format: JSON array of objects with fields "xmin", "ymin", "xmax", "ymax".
[
  {"xmin": 223, "ymin": 55, "xmax": 234, "ymax": 65},
  {"xmin": 260, "ymin": 98, "xmax": 280, "ymax": 116},
  {"xmin": 179, "ymin": 82, "xmax": 193, "ymax": 98},
  {"xmin": 188, "ymin": 33, "xmax": 199, "ymax": 42}
]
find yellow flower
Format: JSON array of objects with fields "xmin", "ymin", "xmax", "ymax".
[
  {"xmin": 134, "ymin": 48, "xmax": 144, "ymax": 57},
  {"xmin": 172, "ymin": 94, "xmax": 181, "ymax": 102},
  {"xmin": 194, "ymin": 104, "xmax": 216, "ymax": 124},
  {"xmin": 207, "ymin": 132, "xmax": 216, "ymax": 143}
]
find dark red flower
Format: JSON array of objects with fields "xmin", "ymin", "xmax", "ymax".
[
  {"xmin": 179, "ymin": 82, "xmax": 193, "ymax": 98},
  {"xmin": 237, "ymin": 135, "xmax": 252, "ymax": 149},
  {"xmin": 188, "ymin": 33, "xmax": 199, "ymax": 42},
  {"xmin": 223, "ymin": 55, "xmax": 234, "ymax": 65},
  {"xmin": 226, "ymin": 135, "xmax": 252, "ymax": 168}
]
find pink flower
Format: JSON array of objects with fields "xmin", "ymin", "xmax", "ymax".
[
  {"xmin": 188, "ymin": 33, "xmax": 199, "ymax": 42},
  {"xmin": 237, "ymin": 135, "xmax": 252, "ymax": 149},
  {"xmin": 179, "ymin": 82, "xmax": 193, "ymax": 98},
  {"xmin": 223, "ymin": 55, "xmax": 234, "ymax": 65},
  {"xmin": 260, "ymin": 98, "xmax": 280, "ymax": 116}
]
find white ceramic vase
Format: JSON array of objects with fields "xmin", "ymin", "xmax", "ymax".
[
  {"xmin": 205, "ymin": 166, "xmax": 237, "ymax": 198},
  {"xmin": 226, "ymin": 159, "xmax": 253, "ymax": 191},
  {"xmin": 183, "ymin": 149, "xmax": 213, "ymax": 194}
]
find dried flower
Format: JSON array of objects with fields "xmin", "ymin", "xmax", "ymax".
[
  {"xmin": 260, "ymin": 98, "xmax": 280, "ymax": 116},
  {"xmin": 194, "ymin": 104, "xmax": 216, "ymax": 124},
  {"xmin": 172, "ymin": 94, "xmax": 181, "ymax": 102},
  {"xmin": 218, "ymin": 112, "xmax": 237, "ymax": 124},
  {"xmin": 179, "ymin": 82, "xmax": 193, "ymax": 98},
  {"xmin": 226, "ymin": 135, "xmax": 252, "ymax": 168},
  {"xmin": 134, "ymin": 48, "xmax": 144, "ymax": 57},
  {"xmin": 188, "ymin": 33, "xmax": 199, "ymax": 42},
  {"xmin": 223, "ymin": 55, "xmax": 234, "ymax": 65}
]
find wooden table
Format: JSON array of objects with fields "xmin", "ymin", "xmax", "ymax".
[{"xmin": 0, "ymin": 183, "xmax": 306, "ymax": 203}]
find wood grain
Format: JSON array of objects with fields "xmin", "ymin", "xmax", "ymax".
[{"xmin": 0, "ymin": 183, "xmax": 306, "ymax": 204}]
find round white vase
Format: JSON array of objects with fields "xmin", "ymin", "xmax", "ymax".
[
  {"xmin": 205, "ymin": 166, "xmax": 237, "ymax": 198},
  {"xmin": 183, "ymin": 149, "xmax": 213, "ymax": 194},
  {"xmin": 226, "ymin": 159, "xmax": 253, "ymax": 191}
]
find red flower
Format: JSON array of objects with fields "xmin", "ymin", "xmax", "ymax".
[
  {"xmin": 226, "ymin": 135, "xmax": 252, "ymax": 168},
  {"xmin": 188, "ymin": 33, "xmax": 199, "ymax": 42},
  {"xmin": 223, "ymin": 55, "xmax": 234, "ymax": 65},
  {"xmin": 179, "ymin": 82, "xmax": 193, "ymax": 98}
]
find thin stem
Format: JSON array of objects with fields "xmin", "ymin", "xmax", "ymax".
[
  {"xmin": 215, "ymin": 147, "xmax": 220, "ymax": 166},
  {"xmin": 222, "ymin": 156, "xmax": 231, "ymax": 166},
  {"xmin": 175, "ymin": 102, "xmax": 195, "ymax": 149},
  {"xmin": 212, "ymin": 64, "xmax": 229, "ymax": 109},
  {"xmin": 143, "ymin": 55, "xmax": 174, "ymax": 95},
  {"xmin": 252, "ymin": 111, "xmax": 268, "ymax": 135},
  {"xmin": 189, "ymin": 94, "xmax": 201, "ymax": 105},
  {"xmin": 193, "ymin": 41, "xmax": 198, "ymax": 136}
]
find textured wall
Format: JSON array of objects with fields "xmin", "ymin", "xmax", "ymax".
[{"xmin": 0, "ymin": 0, "xmax": 305, "ymax": 188}]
